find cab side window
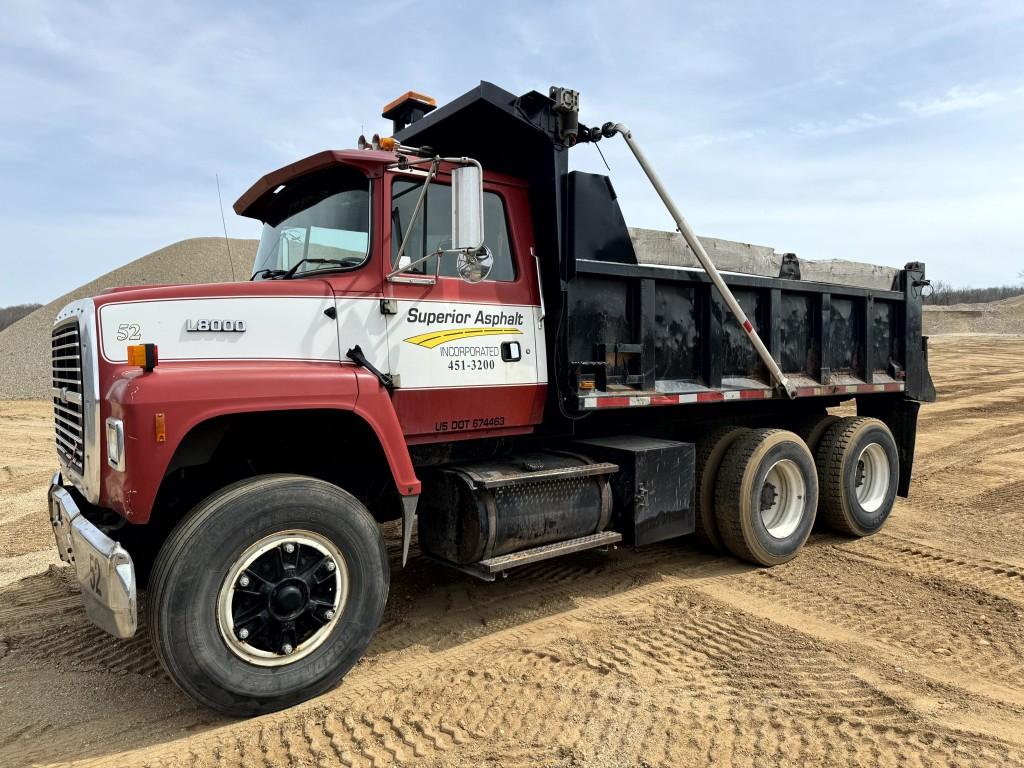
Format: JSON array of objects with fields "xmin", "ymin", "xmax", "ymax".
[{"xmin": 391, "ymin": 178, "xmax": 516, "ymax": 281}]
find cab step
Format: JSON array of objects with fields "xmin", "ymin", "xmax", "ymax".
[{"xmin": 446, "ymin": 531, "xmax": 623, "ymax": 582}]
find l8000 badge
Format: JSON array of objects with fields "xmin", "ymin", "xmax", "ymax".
[{"xmin": 185, "ymin": 319, "xmax": 247, "ymax": 333}]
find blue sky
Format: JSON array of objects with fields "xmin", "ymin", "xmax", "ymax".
[{"xmin": 1, "ymin": 0, "xmax": 1022, "ymax": 305}]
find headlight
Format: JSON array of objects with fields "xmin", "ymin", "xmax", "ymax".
[{"xmin": 106, "ymin": 417, "xmax": 125, "ymax": 471}]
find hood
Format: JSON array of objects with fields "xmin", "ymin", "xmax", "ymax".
[{"xmin": 88, "ymin": 279, "xmax": 341, "ymax": 365}]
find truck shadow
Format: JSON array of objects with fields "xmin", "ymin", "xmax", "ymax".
[{"xmin": 0, "ymin": 531, "xmax": 842, "ymax": 765}]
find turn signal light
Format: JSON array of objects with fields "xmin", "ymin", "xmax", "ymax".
[{"xmin": 127, "ymin": 343, "xmax": 158, "ymax": 372}]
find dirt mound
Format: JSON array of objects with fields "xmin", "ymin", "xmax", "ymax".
[
  {"xmin": 925, "ymin": 293, "xmax": 1024, "ymax": 336},
  {"xmin": 0, "ymin": 237, "xmax": 257, "ymax": 399}
]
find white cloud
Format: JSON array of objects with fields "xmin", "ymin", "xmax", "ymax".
[
  {"xmin": 674, "ymin": 129, "xmax": 762, "ymax": 149},
  {"xmin": 791, "ymin": 113, "xmax": 898, "ymax": 138},
  {"xmin": 788, "ymin": 82, "xmax": 1024, "ymax": 142},
  {"xmin": 900, "ymin": 85, "xmax": 1007, "ymax": 116}
]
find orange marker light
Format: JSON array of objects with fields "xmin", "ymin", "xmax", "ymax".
[
  {"xmin": 378, "ymin": 136, "xmax": 397, "ymax": 151},
  {"xmin": 127, "ymin": 343, "xmax": 158, "ymax": 371},
  {"xmin": 154, "ymin": 412, "xmax": 166, "ymax": 443}
]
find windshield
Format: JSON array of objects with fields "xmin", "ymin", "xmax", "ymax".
[{"xmin": 252, "ymin": 168, "xmax": 370, "ymax": 279}]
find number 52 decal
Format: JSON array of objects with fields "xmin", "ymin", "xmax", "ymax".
[{"xmin": 116, "ymin": 323, "xmax": 141, "ymax": 342}]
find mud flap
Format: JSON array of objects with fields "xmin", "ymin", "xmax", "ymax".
[
  {"xmin": 857, "ymin": 397, "xmax": 920, "ymax": 498},
  {"xmin": 401, "ymin": 495, "xmax": 419, "ymax": 566}
]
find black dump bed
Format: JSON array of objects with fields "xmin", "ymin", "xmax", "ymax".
[
  {"xmin": 397, "ymin": 82, "xmax": 935, "ymax": 418},
  {"xmin": 563, "ymin": 171, "xmax": 935, "ymax": 413}
]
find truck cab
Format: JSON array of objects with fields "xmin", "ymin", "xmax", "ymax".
[{"xmin": 237, "ymin": 148, "xmax": 549, "ymax": 443}]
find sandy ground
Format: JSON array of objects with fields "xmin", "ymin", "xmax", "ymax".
[{"xmin": 1, "ymin": 335, "xmax": 1022, "ymax": 767}]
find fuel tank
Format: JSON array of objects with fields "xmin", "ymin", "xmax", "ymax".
[{"xmin": 417, "ymin": 451, "xmax": 617, "ymax": 565}]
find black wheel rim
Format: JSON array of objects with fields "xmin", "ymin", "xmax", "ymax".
[{"xmin": 217, "ymin": 531, "xmax": 348, "ymax": 666}]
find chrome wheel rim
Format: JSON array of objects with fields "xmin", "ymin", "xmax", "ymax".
[
  {"xmin": 759, "ymin": 459, "xmax": 806, "ymax": 539},
  {"xmin": 855, "ymin": 443, "xmax": 890, "ymax": 513},
  {"xmin": 216, "ymin": 530, "xmax": 349, "ymax": 667}
]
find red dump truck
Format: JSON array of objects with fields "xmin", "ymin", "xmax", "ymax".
[{"xmin": 47, "ymin": 83, "xmax": 935, "ymax": 714}]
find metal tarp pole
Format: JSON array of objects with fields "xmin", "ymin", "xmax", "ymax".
[{"xmin": 610, "ymin": 123, "xmax": 797, "ymax": 398}]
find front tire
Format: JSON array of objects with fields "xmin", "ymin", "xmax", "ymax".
[
  {"xmin": 147, "ymin": 475, "xmax": 389, "ymax": 716},
  {"xmin": 714, "ymin": 429, "xmax": 818, "ymax": 566}
]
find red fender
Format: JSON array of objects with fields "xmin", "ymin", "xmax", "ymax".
[
  {"xmin": 350, "ymin": 367, "xmax": 421, "ymax": 496},
  {"xmin": 102, "ymin": 361, "xmax": 420, "ymax": 522}
]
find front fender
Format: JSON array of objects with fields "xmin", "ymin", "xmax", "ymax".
[{"xmin": 103, "ymin": 361, "xmax": 419, "ymax": 522}]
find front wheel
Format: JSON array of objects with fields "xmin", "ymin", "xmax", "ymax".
[{"xmin": 147, "ymin": 475, "xmax": 389, "ymax": 716}]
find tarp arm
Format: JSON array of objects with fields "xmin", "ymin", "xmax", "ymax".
[{"xmin": 605, "ymin": 123, "xmax": 797, "ymax": 398}]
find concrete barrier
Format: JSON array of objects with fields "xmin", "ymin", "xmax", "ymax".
[{"xmin": 630, "ymin": 228, "xmax": 900, "ymax": 291}]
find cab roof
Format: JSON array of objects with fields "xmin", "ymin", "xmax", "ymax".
[{"xmin": 234, "ymin": 149, "xmax": 395, "ymax": 220}]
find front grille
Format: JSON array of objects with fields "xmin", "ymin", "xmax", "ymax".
[{"xmin": 52, "ymin": 322, "xmax": 85, "ymax": 474}]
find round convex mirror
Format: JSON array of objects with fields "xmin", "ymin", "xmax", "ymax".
[{"xmin": 457, "ymin": 245, "xmax": 493, "ymax": 283}]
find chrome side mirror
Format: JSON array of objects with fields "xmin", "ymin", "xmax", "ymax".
[
  {"xmin": 451, "ymin": 164, "xmax": 484, "ymax": 252},
  {"xmin": 457, "ymin": 245, "xmax": 493, "ymax": 284}
]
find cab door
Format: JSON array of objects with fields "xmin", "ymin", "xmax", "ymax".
[{"xmin": 382, "ymin": 170, "xmax": 546, "ymax": 442}]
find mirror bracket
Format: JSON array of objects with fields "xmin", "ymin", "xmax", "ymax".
[{"xmin": 386, "ymin": 154, "xmax": 486, "ymax": 284}]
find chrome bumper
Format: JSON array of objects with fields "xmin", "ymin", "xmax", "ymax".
[{"xmin": 49, "ymin": 471, "xmax": 137, "ymax": 638}]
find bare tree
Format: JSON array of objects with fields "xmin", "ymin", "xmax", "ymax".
[
  {"xmin": 0, "ymin": 304, "xmax": 41, "ymax": 332},
  {"xmin": 924, "ymin": 283, "xmax": 1024, "ymax": 306}
]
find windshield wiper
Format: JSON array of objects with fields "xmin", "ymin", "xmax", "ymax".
[
  {"xmin": 281, "ymin": 258, "xmax": 350, "ymax": 280},
  {"xmin": 250, "ymin": 268, "xmax": 288, "ymax": 281}
]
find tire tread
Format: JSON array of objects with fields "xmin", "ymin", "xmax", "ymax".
[
  {"xmin": 693, "ymin": 426, "xmax": 748, "ymax": 552},
  {"xmin": 792, "ymin": 413, "xmax": 840, "ymax": 455},
  {"xmin": 147, "ymin": 475, "xmax": 296, "ymax": 680},
  {"xmin": 715, "ymin": 428, "xmax": 789, "ymax": 563}
]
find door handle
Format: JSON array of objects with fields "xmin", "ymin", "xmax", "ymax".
[{"xmin": 501, "ymin": 341, "xmax": 522, "ymax": 362}]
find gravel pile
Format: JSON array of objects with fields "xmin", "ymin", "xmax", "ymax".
[
  {"xmin": 924, "ymin": 294, "xmax": 1024, "ymax": 336},
  {"xmin": 0, "ymin": 237, "xmax": 257, "ymax": 399}
]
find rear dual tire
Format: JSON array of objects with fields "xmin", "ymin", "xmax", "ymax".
[
  {"xmin": 147, "ymin": 475, "xmax": 389, "ymax": 716},
  {"xmin": 792, "ymin": 413, "xmax": 840, "ymax": 455},
  {"xmin": 714, "ymin": 429, "xmax": 818, "ymax": 566},
  {"xmin": 815, "ymin": 417, "xmax": 899, "ymax": 536},
  {"xmin": 693, "ymin": 426, "xmax": 749, "ymax": 552}
]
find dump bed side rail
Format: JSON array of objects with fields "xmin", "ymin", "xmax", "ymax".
[{"xmin": 563, "ymin": 259, "xmax": 933, "ymax": 413}]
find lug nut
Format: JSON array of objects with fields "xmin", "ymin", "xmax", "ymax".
[
  {"xmin": 238, "ymin": 628, "xmax": 250, "ymax": 640},
  {"xmin": 325, "ymin": 560, "xmax": 336, "ymax": 572},
  {"xmin": 324, "ymin": 609, "xmax": 335, "ymax": 620},
  {"xmin": 238, "ymin": 574, "xmax": 250, "ymax": 588},
  {"xmin": 281, "ymin": 643, "xmax": 294, "ymax": 655},
  {"xmin": 283, "ymin": 543, "xmax": 295, "ymax": 554}
]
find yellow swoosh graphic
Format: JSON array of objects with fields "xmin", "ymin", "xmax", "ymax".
[{"xmin": 404, "ymin": 327, "xmax": 522, "ymax": 349}]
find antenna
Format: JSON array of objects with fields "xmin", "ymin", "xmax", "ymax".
[{"xmin": 216, "ymin": 173, "xmax": 236, "ymax": 281}]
